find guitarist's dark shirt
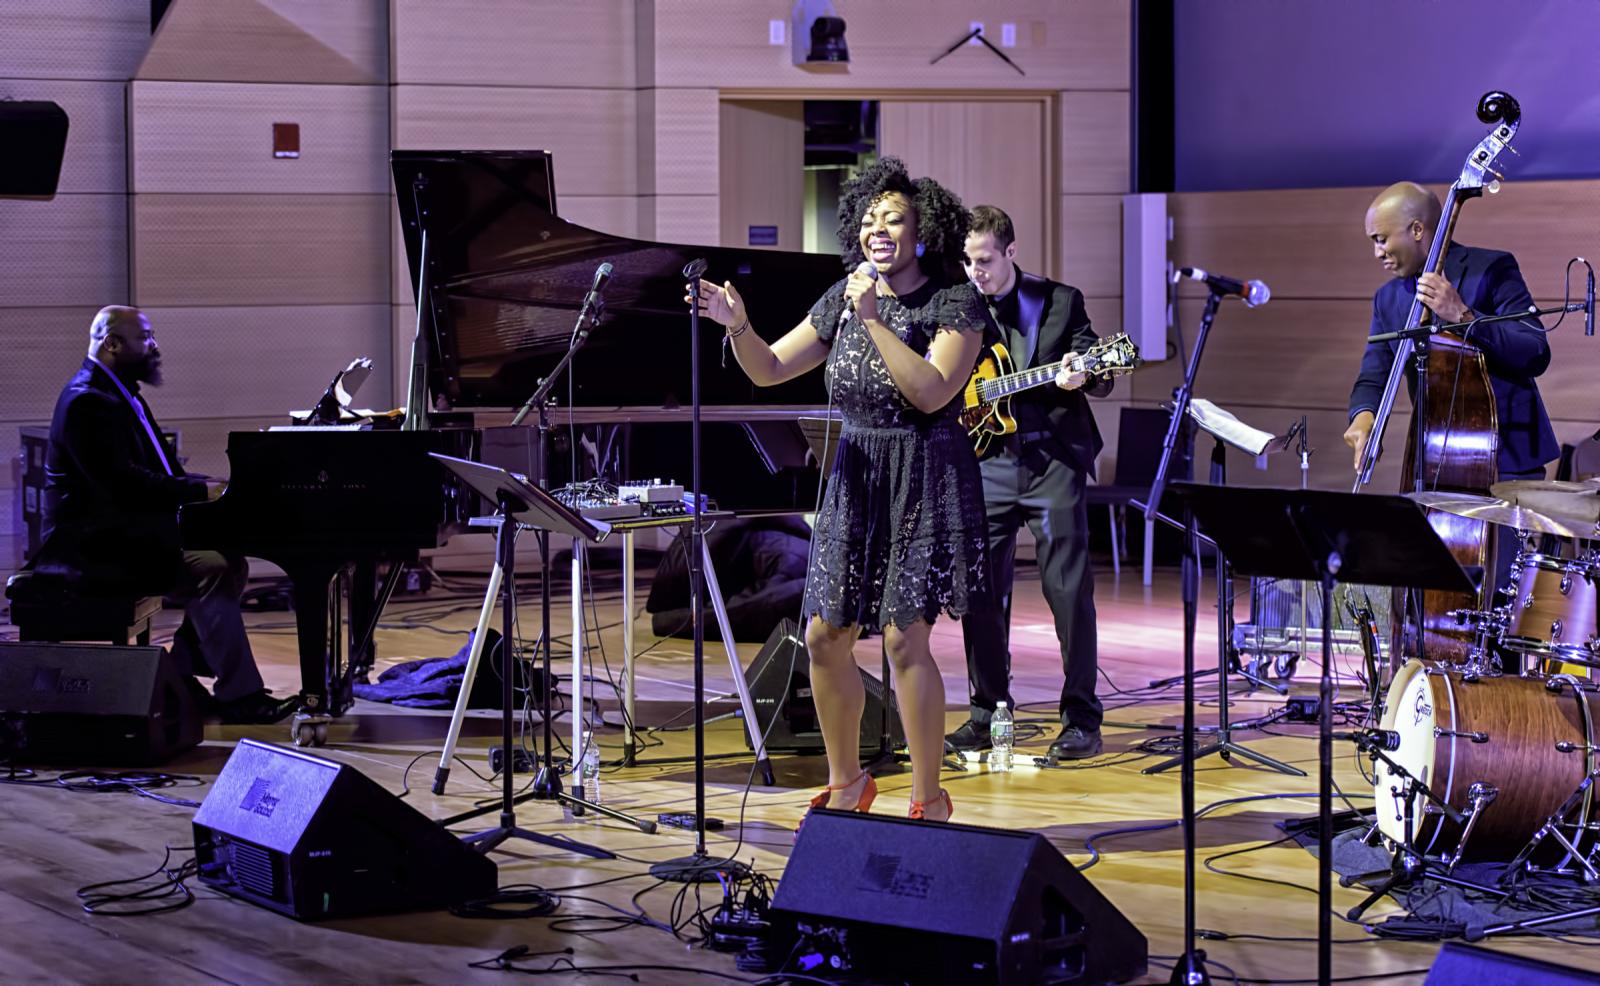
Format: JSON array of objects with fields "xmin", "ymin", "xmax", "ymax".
[{"xmin": 988, "ymin": 270, "xmax": 1112, "ymax": 477}]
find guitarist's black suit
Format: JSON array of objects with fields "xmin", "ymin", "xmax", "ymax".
[{"xmin": 958, "ymin": 268, "xmax": 1113, "ymax": 749}]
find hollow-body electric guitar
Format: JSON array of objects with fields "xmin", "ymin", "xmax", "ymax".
[{"xmin": 960, "ymin": 332, "xmax": 1139, "ymax": 458}]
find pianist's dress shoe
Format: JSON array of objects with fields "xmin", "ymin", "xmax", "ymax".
[
  {"xmin": 1047, "ymin": 725, "xmax": 1102, "ymax": 761},
  {"xmin": 217, "ymin": 690, "xmax": 300, "ymax": 725}
]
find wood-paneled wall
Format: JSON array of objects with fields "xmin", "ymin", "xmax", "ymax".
[
  {"xmin": 385, "ymin": 0, "xmax": 1134, "ymax": 562},
  {"xmin": 1121, "ymin": 179, "xmax": 1600, "ymax": 492},
  {"xmin": 0, "ymin": 2, "xmax": 152, "ymax": 567},
  {"xmin": 123, "ymin": 0, "xmax": 392, "ymax": 511}
]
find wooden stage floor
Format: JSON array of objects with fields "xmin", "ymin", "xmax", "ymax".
[{"xmin": 2, "ymin": 558, "xmax": 1596, "ymax": 984}]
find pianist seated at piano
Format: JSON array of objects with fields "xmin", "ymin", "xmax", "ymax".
[{"xmin": 35, "ymin": 306, "xmax": 298, "ymax": 724}]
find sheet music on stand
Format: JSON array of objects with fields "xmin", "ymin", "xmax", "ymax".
[{"xmin": 1179, "ymin": 398, "xmax": 1293, "ymax": 467}]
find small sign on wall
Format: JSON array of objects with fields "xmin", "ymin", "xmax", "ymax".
[
  {"xmin": 273, "ymin": 122, "xmax": 300, "ymax": 159},
  {"xmin": 748, "ymin": 225, "xmax": 778, "ymax": 246}
]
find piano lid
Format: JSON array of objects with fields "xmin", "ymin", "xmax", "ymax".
[{"xmin": 392, "ymin": 149, "xmax": 846, "ymax": 411}]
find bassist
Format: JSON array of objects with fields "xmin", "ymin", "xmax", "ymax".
[
  {"xmin": 946, "ymin": 206, "xmax": 1114, "ymax": 761},
  {"xmin": 1343, "ymin": 181, "xmax": 1558, "ymax": 598}
]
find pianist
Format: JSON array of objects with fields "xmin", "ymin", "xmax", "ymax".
[{"xmin": 38, "ymin": 306, "xmax": 297, "ymax": 724}]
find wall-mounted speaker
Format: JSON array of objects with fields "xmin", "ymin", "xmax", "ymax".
[
  {"xmin": 0, "ymin": 101, "xmax": 69, "ymax": 196},
  {"xmin": 193, "ymin": 739, "xmax": 498, "ymax": 920},
  {"xmin": 774, "ymin": 809, "xmax": 1147, "ymax": 985},
  {"xmin": 0, "ymin": 642, "xmax": 201, "ymax": 765},
  {"xmin": 743, "ymin": 618, "xmax": 903, "ymax": 753}
]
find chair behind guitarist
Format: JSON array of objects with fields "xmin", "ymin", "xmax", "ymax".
[{"xmin": 945, "ymin": 205, "xmax": 1119, "ymax": 763}]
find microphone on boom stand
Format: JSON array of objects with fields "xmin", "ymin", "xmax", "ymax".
[{"xmin": 510, "ymin": 261, "xmax": 614, "ymax": 426}]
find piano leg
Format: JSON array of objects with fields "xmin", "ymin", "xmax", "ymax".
[
  {"xmin": 349, "ymin": 561, "xmax": 377, "ymax": 683},
  {"xmin": 348, "ymin": 560, "xmax": 406, "ymax": 686},
  {"xmin": 289, "ymin": 564, "xmax": 351, "ymax": 721}
]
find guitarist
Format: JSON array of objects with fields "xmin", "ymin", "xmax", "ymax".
[{"xmin": 946, "ymin": 205, "xmax": 1114, "ymax": 761}]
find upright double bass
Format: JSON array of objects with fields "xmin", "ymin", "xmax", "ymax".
[{"xmin": 1352, "ymin": 91, "xmax": 1522, "ymax": 664}]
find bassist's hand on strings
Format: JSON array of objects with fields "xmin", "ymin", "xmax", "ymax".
[
  {"xmin": 1416, "ymin": 272, "xmax": 1471, "ymax": 324},
  {"xmin": 1344, "ymin": 409, "xmax": 1376, "ymax": 472},
  {"xmin": 1054, "ymin": 352, "xmax": 1088, "ymax": 391}
]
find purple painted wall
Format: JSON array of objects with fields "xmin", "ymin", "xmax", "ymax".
[{"xmin": 1174, "ymin": 0, "xmax": 1600, "ymax": 191}]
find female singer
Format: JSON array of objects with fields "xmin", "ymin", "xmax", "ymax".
[{"xmin": 687, "ymin": 158, "xmax": 990, "ymax": 822}]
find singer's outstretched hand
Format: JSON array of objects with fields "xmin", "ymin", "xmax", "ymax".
[{"xmin": 686, "ymin": 278, "xmax": 746, "ymax": 329}]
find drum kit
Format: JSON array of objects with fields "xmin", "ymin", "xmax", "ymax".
[{"xmin": 1359, "ymin": 477, "xmax": 1600, "ymax": 913}]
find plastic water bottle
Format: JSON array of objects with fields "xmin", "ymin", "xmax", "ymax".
[
  {"xmin": 580, "ymin": 726, "xmax": 602, "ymax": 803},
  {"xmin": 987, "ymin": 702, "xmax": 1014, "ymax": 772}
]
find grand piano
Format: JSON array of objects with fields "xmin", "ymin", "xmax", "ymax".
[{"xmin": 180, "ymin": 149, "xmax": 843, "ymax": 723}]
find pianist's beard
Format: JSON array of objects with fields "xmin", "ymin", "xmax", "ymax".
[{"xmin": 116, "ymin": 350, "xmax": 163, "ymax": 387}]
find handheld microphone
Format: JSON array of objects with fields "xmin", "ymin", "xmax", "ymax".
[
  {"xmin": 1585, "ymin": 260, "xmax": 1594, "ymax": 337},
  {"xmin": 1174, "ymin": 267, "xmax": 1271, "ymax": 308},
  {"xmin": 840, "ymin": 261, "xmax": 879, "ymax": 328},
  {"xmin": 576, "ymin": 261, "xmax": 615, "ymax": 330},
  {"xmin": 847, "ymin": 260, "xmax": 878, "ymax": 308}
]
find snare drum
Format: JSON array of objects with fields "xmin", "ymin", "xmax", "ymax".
[
  {"xmin": 1375, "ymin": 660, "xmax": 1599, "ymax": 860},
  {"xmin": 1503, "ymin": 553, "xmax": 1599, "ymax": 674}
]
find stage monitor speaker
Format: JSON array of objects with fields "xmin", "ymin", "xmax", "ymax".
[
  {"xmin": 0, "ymin": 101, "xmax": 69, "ymax": 196},
  {"xmin": 1424, "ymin": 941, "xmax": 1599, "ymax": 985},
  {"xmin": 0, "ymin": 642, "xmax": 201, "ymax": 765},
  {"xmin": 775, "ymin": 809, "xmax": 1147, "ymax": 985},
  {"xmin": 743, "ymin": 618, "xmax": 904, "ymax": 753},
  {"xmin": 193, "ymin": 738, "xmax": 498, "ymax": 920}
]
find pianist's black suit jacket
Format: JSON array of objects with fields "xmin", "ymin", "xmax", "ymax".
[{"xmin": 39, "ymin": 358, "xmax": 208, "ymax": 590}]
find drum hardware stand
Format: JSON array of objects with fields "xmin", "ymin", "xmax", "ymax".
[
  {"xmin": 1339, "ymin": 736, "xmax": 1502, "ymax": 921},
  {"xmin": 1499, "ymin": 769, "xmax": 1600, "ymax": 886}
]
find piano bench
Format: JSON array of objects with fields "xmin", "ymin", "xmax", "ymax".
[{"xmin": 5, "ymin": 573, "xmax": 163, "ymax": 647}]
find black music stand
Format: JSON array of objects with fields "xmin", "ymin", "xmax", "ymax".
[
  {"xmin": 430, "ymin": 454, "xmax": 618, "ymax": 860},
  {"xmin": 1145, "ymin": 403, "xmax": 1302, "ymax": 779},
  {"xmin": 1173, "ymin": 483, "xmax": 1477, "ymax": 986}
]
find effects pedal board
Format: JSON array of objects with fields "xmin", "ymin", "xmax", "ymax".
[{"xmin": 619, "ymin": 479, "xmax": 692, "ymax": 517}]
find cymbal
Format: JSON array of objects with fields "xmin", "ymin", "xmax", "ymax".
[
  {"xmin": 1405, "ymin": 491, "xmax": 1578, "ymax": 537},
  {"xmin": 1489, "ymin": 480, "xmax": 1600, "ymax": 532}
]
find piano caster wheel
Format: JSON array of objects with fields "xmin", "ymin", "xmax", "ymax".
[
  {"xmin": 1274, "ymin": 653, "xmax": 1299, "ymax": 679},
  {"xmin": 292, "ymin": 714, "xmax": 331, "ymax": 747}
]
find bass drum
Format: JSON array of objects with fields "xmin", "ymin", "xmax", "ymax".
[{"xmin": 1375, "ymin": 661, "xmax": 1599, "ymax": 860}]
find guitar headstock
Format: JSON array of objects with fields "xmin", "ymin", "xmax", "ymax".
[
  {"xmin": 1086, "ymin": 332, "xmax": 1140, "ymax": 376},
  {"xmin": 1455, "ymin": 91, "xmax": 1520, "ymax": 197}
]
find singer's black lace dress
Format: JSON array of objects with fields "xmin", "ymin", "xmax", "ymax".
[{"xmin": 800, "ymin": 276, "xmax": 992, "ymax": 632}]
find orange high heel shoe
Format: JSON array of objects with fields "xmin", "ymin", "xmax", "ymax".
[
  {"xmin": 908, "ymin": 789, "xmax": 953, "ymax": 822},
  {"xmin": 807, "ymin": 771, "xmax": 877, "ymax": 813},
  {"xmin": 797, "ymin": 772, "xmax": 878, "ymax": 836}
]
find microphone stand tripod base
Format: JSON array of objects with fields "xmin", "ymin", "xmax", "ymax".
[
  {"xmin": 648, "ymin": 853, "xmax": 751, "ymax": 884},
  {"xmin": 1168, "ymin": 950, "xmax": 1211, "ymax": 985}
]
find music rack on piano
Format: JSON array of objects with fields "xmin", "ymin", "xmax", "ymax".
[{"xmin": 180, "ymin": 149, "xmax": 842, "ymax": 732}]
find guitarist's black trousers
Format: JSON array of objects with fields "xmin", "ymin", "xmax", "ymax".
[{"xmin": 960, "ymin": 436, "xmax": 1102, "ymax": 732}]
